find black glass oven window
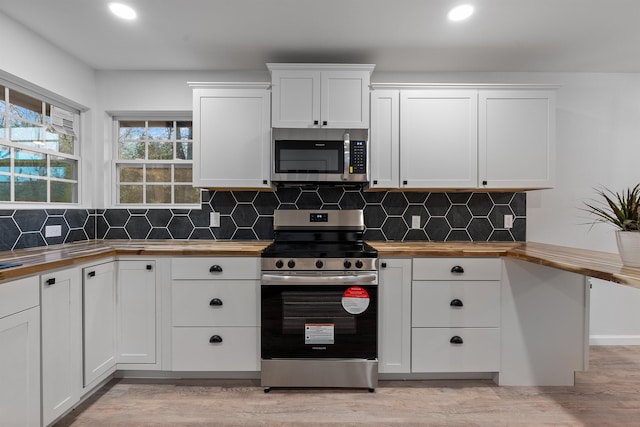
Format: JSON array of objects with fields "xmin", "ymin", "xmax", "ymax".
[
  {"xmin": 282, "ymin": 291, "xmax": 356, "ymax": 334},
  {"xmin": 275, "ymin": 141, "xmax": 343, "ymax": 174}
]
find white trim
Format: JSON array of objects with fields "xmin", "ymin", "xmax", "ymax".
[
  {"xmin": 589, "ymin": 335, "xmax": 640, "ymax": 346},
  {"xmin": 371, "ymin": 83, "xmax": 562, "ymax": 90},
  {"xmin": 187, "ymin": 82, "xmax": 271, "ymax": 89}
]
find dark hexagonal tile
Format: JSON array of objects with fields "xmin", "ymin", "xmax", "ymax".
[
  {"xmin": 339, "ymin": 191, "xmax": 365, "ymax": 209},
  {"xmin": 125, "ymin": 216, "xmax": 151, "ymax": 239},
  {"xmin": 278, "ymin": 203, "xmax": 297, "ymax": 210},
  {"xmin": 13, "ymin": 210, "xmax": 47, "ymax": 232},
  {"xmin": 364, "ymin": 229, "xmax": 386, "ymax": 241},
  {"xmin": 232, "ymin": 204, "xmax": 258, "ymax": 228},
  {"xmin": 171, "ymin": 209, "xmax": 190, "ymax": 215},
  {"xmin": 489, "ymin": 229, "xmax": 515, "ymax": 242},
  {"xmin": 253, "ymin": 216, "xmax": 274, "ymax": 240},
  {"xmin": 511, "ymin": 218, "xmax": 526, "ymax": 241},
  {"xmin": 46, "ymin": 209, "xmax": 65, "ymax": 216},
  {"xmin": 233, "ymin": 228, "xmax": 257, "ymax": 240},
  {"xmin": 66, "ymin": 209, "xmax": 89, "ymax": 229},
  {"xmin": 65, "ymin": 229, "xmax": 89, "ymax": 243},
  {"xmin": 447, "ymin": 193, "xmax": 471, "ymax": 204},
  {"xmin": 96, "ymin": 215, "xmax": 108, "ymax": 239},
  {"xmin": 0, "ymin": 217, "xmax": 20, "ymax": 251},
  {"xmin": 364, "ymin": 205, "xmax": 386, "ymax": 228},
  {"xmin": 202, "ymin": 190, "xmax": 214, "ymax": 204},
  {"xmin": 404, "ymin": 229, "xmax": 428, "ymax": 241},
  {"xmin": 128, "ymin": 209, "xmax": 148, "ymax": 215},
  {"xmin": 189, "ymin": 205, "xmax": 212, "ymax": 228},
  {"xmin": 382, "ymin": 217, "xmax": 408, "ymax": 241},
  {"xmin": 190, "ymin": 228, "xmax": 214, "ymax": 240},
  {"xmin": 296, "ymin": 192, "xmax": 322, "ymax": 209},
  {"xmin": 232, "ymin": 191, "xmax": 257, "ymax": 202},
  {"xmin": 0, "ymin": 210, "xmax": 15, "ymax": 217},
  {"xmin": 403, "ymin": 205, "xmax": 429, "ymax": 229},
  {"xmin": 212, "ymin": 216, "xmax": 236, "ymax": 240},
  {"xmin": 405, "ymin": 192, "xmax": 429, "ymax": 204},
  {"xmin": 467, "ymin": 218, "xmax": 493, "ymax": 241},
  {"xmin": 254, "ymin": 192, "xmax": 279, "ymax": 215},
  {"xmin": 168, "ymin": 216, "xmax": 194, "ymax": 239},
  {"xmin": 104, "ymin": 228, "xmax": 129, "ymax": 240},
  {"xmin": 446, "ymin": 205, "xmax": 472, "ymax": 229},
  {"xmin": 42, "ymin": 216, "xmax": 70, "ymax": 246},
  {"xmin": 275, "ymin": 187, "xmax": 301, "ymax": 204},
  {"xmin": 321, "ymin": 204, "xmax": 340, "ymax": 210},
  {"xmin": 510, "ymin": 192, "xmax": 527, "ymax": 216},
  {"xmin": 84, "ymin": 214, "xmax": 96, "ymax": 240},
  {"xmin": 211, "ymin": 191, "xmax": 236, "ymax": 214},
  {"xmin": 382, "ymin": 192, "xmax": 408, "ymax": 216},
  {"xmin": 488, "ymin": 205, "xmax": 515, "ymax": 229},
  {"xmin": 446, "ymin": 230, "xmax": 471, "ymax": 241},
  {"xmin": 468, "ymin": 193, "xmax": 493, "ymax": 216},
  {"xmin": 147, "ymin": 228, "xmax": 172, "ymax": 240},
  {"xmin": 104, "ymin": 209, "xmax": 130, "ymax": 227},
  {"xmin": 318, "ymin": 187, "xmax": 344, "ymax": 204},
  {"xmin": 425, "ymin": 217, "xmax": 450, "ymax": 241},
  {"xmin": 14, "ymin": 232, "xmax": 45, "ymax": 250},
  {"xmin": 490, "ymin": 192, "xmax": 514, "ymax": 205},
  {"xmin": 425, "ymin": 193, "xmax": 451, "ymax": 216},
  {"xmin": 147, "ymin": 209, "xmax": 173, "ymax": 227},
  {"xmin": 362, "ymin": 192, "xmax": 385, "ymax": 204}
]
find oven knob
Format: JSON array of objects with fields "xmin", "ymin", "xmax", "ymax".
[
  {"xmin": 287, "ymin": 260, "xmax": 296, "ymax": 268},
  {"xmin": 343, "ymin": 260, "xmax": 352, "ymax": 269},
  {"xmin": 315, "ymin": 260, "xmax": 324, "ymax": 269},
  {"xmin": 275, "ymin": 260, "xmax": 284, "ymax": 269},
  {"xmin": 355, "ymin": 260, "xmax": 364, "ymax": 269}
]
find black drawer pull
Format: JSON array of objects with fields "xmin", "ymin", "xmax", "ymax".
[
  {"xmin": 209, "ymin": 265, "xmax": 223, "ymax": 273},
  {"xmin": 451, "ymin": 265, "xmax": 464, "ymax": 274},
  {"xmin": 313, "ymin": 120, "xmax": 319, "ymax": 125},
  {"xmin": 209, "ymin": 335, "xmax": 223, "ymax": 344},
  {"xmin": 450, "ymin": 336, "xmax": 464, "ymax": 344},
  {"xmin": 450, "ymin": 298, "xmax": 464, "ymax": 307},
  {"xmin": 209, "ymin": 298, "xmax": 223, "ymax": 306},
  {"xmin": 381, "ymin": 262, "xmax": 387, "ymax": 268},
  {"xmin": 88, "ymin": 271, "xmax": 96, "ymax": 278},
  {"xmin": 46, "ymin": 278, "xmax": 55, "ymax": 286},
  {"xmin": 146, "ymin": 264, "xmax": 153, "ymax": 270},
  {"xmin": 322, "ymin": 120, "xmax": 327, "ymax": 126}
]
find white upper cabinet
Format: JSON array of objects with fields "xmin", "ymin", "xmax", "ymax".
[
  {"xmin": 400, "ymin": 89, "xmax": 479, "ymax": 189},
  {"xmin": 369, "ymin": 90, "xmax": 400, "ymax": 189},
  {"xmin": 479, "ymin": 90, "xmax": 556, "ymax": 189},
  {"xmin": 191, "ymin": 84, "xmax": 271, "ymax": 189},
  {"xmin": 268, "ymin": 64, "xmax": 374, "ymax": 129}
]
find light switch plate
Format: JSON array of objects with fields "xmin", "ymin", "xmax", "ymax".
[
  {"xmin": 45, "ymin": 225, "xmax": 62, "ymax": 237},
  {"xmin": 504, "ymin": 214, "xmax": 514, "ymax": 229},
  {"xmin": 411, "ymin": 215, "xmax": 421, "ymax": 229},
  {"xmin": 210, "ymin": 211, "xmax": 220, "ymax": 228}
]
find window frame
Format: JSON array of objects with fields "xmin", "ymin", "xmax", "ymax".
[{"xmin": 112, "ymin": 116, "xmax": 201, "ymax": 209}]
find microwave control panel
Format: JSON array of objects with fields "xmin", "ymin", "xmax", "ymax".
[{"xmin": 350, "ymin": 141, "xmax": 367, "ymax": 174}]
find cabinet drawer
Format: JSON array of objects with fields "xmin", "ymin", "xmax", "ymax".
[
  {"xmin": 411, "ymin": 328, "xmax": 500, "ymax": 373},
  {"xmin": 0, "ymin": 276, "xmax": 39, "ymax": 319},
  {"xmin": 413, "ymin": 258, "xmax": 501, "ymax": 281},
  {"xmin": 412, "ymin": 281, "xmax": 500, "ymax": 327},
  {"xmin": 172, "ymin": 257, "xmax": 259, "ymax": 280},
  {"xmin": 172, "ymin": 281, "xmax": 259, "ymax": 327},
  {"xmin": 172, "ymin": 326, "xmax": 259, "ymax": 371}
]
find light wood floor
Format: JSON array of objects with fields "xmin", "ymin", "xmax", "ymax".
[{"xmin": 55, "ymin": 346, "xmax": 640, "ymax": 426}]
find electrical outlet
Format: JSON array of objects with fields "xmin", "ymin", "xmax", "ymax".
[
  {"xmin": 411, "ymin": 215, "xmax": 421, "ymax": 229},
  {"xmin": 45, "ymin": 225, "xmax": 62, "ymax": 237},
  {"xmin": 210, "ymin": 211, "xmax": 220, "ymax": 228},
  {"xmin": 504, "ymin": 214, "xmax": 514, "ymax": 229}
]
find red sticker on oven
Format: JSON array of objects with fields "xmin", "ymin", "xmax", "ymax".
[{"xmin": 341, "ymin": 286, "xmax": 370, "ymax": 315}]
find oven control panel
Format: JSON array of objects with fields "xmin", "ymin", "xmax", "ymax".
[{"xmin": 262, "ymin": 258, "xmax": 377, "ymax": 271}]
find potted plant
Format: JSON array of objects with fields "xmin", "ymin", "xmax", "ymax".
[{"xmin": 584, "ymin": 183, "xmax": 640, "ymax": 267}]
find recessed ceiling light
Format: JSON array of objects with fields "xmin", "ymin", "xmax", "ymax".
[
  {"xmin": 108, "ymin": 3, "xmax": 137, "ymax": 20},
  {"xmin": 448, "ymin": 4, "xmax": 474, "ymax": 22}
]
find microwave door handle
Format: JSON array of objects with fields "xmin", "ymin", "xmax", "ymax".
[{"xmin": 343, "ymin": 140, "xmax": 350, "ymax": 181}]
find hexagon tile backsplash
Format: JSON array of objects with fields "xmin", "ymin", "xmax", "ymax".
[{"xmin": 0, "ymin": 189, "xmax": 525, "ymax": 251}]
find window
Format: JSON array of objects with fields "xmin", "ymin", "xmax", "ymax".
[
  {"xmin": 0, "ymin": 83, "xmax": 79, "ymax": 204},
  {"xmin": 114, "ymin": 118, "xmax": 200, "ymax": 206}
]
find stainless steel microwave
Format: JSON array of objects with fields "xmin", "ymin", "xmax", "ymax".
[{"xmin": 272, "ymin": 139, "xmax": 369, "ymax": 183}]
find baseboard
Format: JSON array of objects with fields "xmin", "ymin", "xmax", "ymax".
[{"xmin": 589, "ymin": 335, "xmax": 640, "ymax": 345}]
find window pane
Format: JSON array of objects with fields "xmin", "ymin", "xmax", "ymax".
[
  {"xmin": 119, "ymin": 166, "xmax": 143, "ymax": 182},
  {"xmin": 119, "ymin": 141, "xmax": 145, "ymax": 160},
  {"xmin": 45, "ymin": 131, "xmax": 75, "ymax": 155},
  {"xmin": 51, "ymin": 180, "xmax": 76, "ymax": 203},
  {"xmin": 174, "ymin": 165, "xmax": 193, "ymax": 182},
  {"xmin": 175, "ymin": 185, "xmax": 200, "ymax": 204},
  {"xmin": 119, "ymin": 121, "xmax": 145, "ymax": 141},
  {"xmin": 146, "ymin": 165, "xmax": 171, "ymax": 182},
  {"xmin": 176, "ymin": 141, "xmax": 193, "ymax": 160},
  {"xmin": 9, "ymin": 90, "xmax": 42, "ymax": 124},
  {"xmin": 0, "ymin": 145, "xmax": 10, "ymax": 173},
  {"xmin": 50, "ymin": 156, "xmax": 77, "ymax": 180},
  {"xmin": 14, "ymin": 176, "xmax": 46, "ymax": 202},
  {"xmin": 148, "ymin": 121, "xmax": 174, "ymax": 140},
  {"xmin": 148, "ymin": 141, "xmax": 173, "ymax": 160},
  {"xmin": 15, "ymin": 149, "xmax": 46, "ymax": 176},
  {"xmin": 0, "ymin": 84, "xmax": 5, "ymax": 113},
  {"xmin": 10, "ymin": 118, "xmax": 42, "ymax": 144},
  {"xmin": 146, "ymin": 185, "xmax": 171, "ymax": 204},
  {"xmin": 177, "ymin": 121, "xmax": 192, "ymax": 140},
  {"xmin": 0, "ymin": 174, "xmax": 9, "ymax": 201},
  {"xmin": 119, "ymin": 185, "xmax": 143, "ymax": 204},
  {"xmin": 0, "ymin": 115, "xmax": 5, "ymax": 140}
]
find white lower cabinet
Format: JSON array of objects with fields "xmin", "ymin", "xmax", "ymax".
[
  {"xmin": 41, "ymin": 267, "xmax": 82, "ymax": 426},
  {"xmin": 0, "ymin": 276, "xmax": 40, "ymax": 427}
]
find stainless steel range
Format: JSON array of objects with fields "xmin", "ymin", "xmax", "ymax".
[{"xmin": 260, "ymin": 209, "xmax": 378, "ymax": 392}]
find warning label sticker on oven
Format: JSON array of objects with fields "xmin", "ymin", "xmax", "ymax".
[
  {"xmin": 305, "ymin": 323, "xmax": 335, "ymax": 345},
  {"xmin": 342, "ymin": 286, "xmax": 370, "ymax": 315}
]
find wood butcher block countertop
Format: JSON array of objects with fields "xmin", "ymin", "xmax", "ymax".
[{"xmin": 1, "ymin": 239, "xmax": 640, "ymax": 289}]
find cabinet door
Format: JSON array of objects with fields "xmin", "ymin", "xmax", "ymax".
[
  {"xmin": 117, "ymin": 261, "xmax": 157, "ymax": 364},
  {"xmin": 369, "ymin": 90, "xmax": 400, "ymax": 188},
  {"xmin": 479, "ymin": 90, "xmax": 556, "ymax": 189},
  {"xmin": 193, "ymin": 87, "xmax": 271, "ymax": 188},
  {"xmin": 378, "ymin": 258, "xmax": 411, "ymax": 374},
  {"xmin": 400, "ymin": 90, "xmax": 478, "ymax": 188},
  {"xmin": 41, "ymin": 268, "xmax": 82, "ymax": 426},
  {"xmin": 321, "ymin": 70, "xmax": 370, "ymax": 129},
  {"xmin": 83, "ymin": 262, "xmax": 117, "ymax": 387},
  {"xmin": 271, "ymin": 69, "xmax": 320, "ymax": 128},
  {"xmin": 0, "ymin": 307, "xmax": 40, "ymax": 427}
]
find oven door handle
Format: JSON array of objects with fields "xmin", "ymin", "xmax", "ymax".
[{"xmin": 261, "ymin": 273, "xmax": 377, "ymax": 285}]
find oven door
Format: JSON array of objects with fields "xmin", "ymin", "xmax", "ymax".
[{"xmin": 261, "ymin": 273, "xmax": 377, "ymax": 359}]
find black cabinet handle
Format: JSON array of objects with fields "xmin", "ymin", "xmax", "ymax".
[
  {"xmin": 46, "ymin": 278, "xmax": 55, "ymax": 286},
  {"xmin": 482, "ymin": 180, "xmax": 488, "ymax": 186},
  {"xmin": 450, "ymin": 336, "xmax": 464, "ymax": 344},
  {"xmin": 373, "ymin": 180, "xmax": 378, "ymax": 185},
  {"xmin": 450, "ymin": 298, "xmax": 464, "ymax": 307},
  {"xmin": 381, "ymin": 262, "xmax": 387, "ymax": 268},
  {"xmin": 209, "ymin": 265, "xmax": 223, "ymax": 273},
  {"xmin": 146, "ymin": 264, "xmax": 153, "ymax": 270},
  {"xmin": 263, "ymin": 180, "xmax": 268, "ymax": 185},
  {"xmin": 209, "ymin": 298, "xmax": 223, "ymax": 306},
  {"xmin": 313, "ymin": 120, "xmax": 319, "ymax": 125},
  {"xmin": 403, "ymin": 180, "xmax": 408, "ymax": 185},
  {"xmin": 209, "ymin": 335, "xmax": 223, "ymax": 344},
  {"xmin": 322, "ymin": 120, "xmax": 327, "ymax": 126},
  {"xmin": 88, "ymin": 271, "xmax": 96, "ymax": 278},
  {"xmin": 451, "ymin": 265, "xmax": 464, "ymax": 274}
]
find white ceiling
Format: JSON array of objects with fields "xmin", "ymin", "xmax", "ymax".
[{"xmin": 1, "ymin": 0, "xmax": 640, "ymax": 73}]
